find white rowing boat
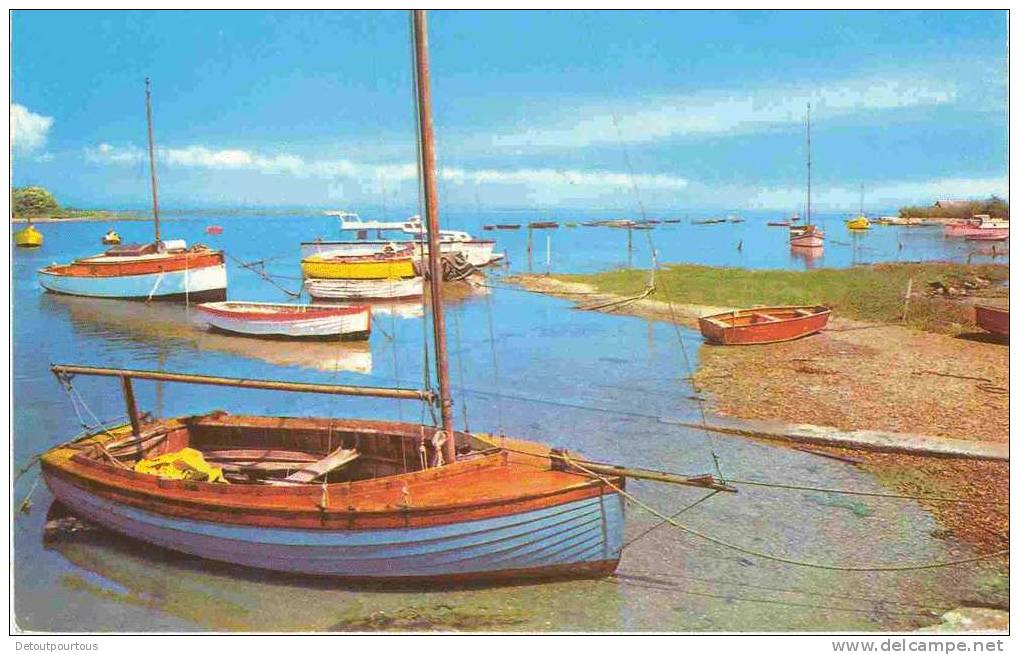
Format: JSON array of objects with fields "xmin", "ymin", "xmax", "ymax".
[{"xmin": 195, "ymin": 301, "xmax": 371, "ymax": 340}]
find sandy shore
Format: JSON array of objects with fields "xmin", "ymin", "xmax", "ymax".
[{"xmin": 509, "ymin": 273, "xmax": 1009, "ymax": 554}]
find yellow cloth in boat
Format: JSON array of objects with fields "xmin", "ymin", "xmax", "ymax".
[{"xmin": 134, "ymin": 448, "xmax": 229, "ymax": 484}]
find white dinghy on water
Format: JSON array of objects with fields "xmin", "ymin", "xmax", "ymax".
[{"xmin": 194, "ymin": 301, "xmax": 371, "ymax": 340}]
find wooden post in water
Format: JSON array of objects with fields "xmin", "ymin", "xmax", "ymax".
[
  {"xmin": 144, "ymin": 78, "xmax": 162, "ymax": 245},
  {"xmin": 545, "ymin": 234, "xmax": 551, "ymax": 275},
  {"xmin": 412, "ymin": 10, "xmax": 457, "ymax": 465},
  {"xmin": 527, "ymin": 225, "xmax": 533, "ymax": 272}
]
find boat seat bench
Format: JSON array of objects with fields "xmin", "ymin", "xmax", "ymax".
[{"xmin": 752, "ymin": 313, "xmax": 781, "ymax": 322}]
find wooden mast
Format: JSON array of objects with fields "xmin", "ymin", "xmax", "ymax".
[
  {"xmin": 145, "ymin": 78, "xmax": 162, "ymax": 246},
  {"xmin": 411, "ymin": 10, "xmax": 456, "ymax": 464}
]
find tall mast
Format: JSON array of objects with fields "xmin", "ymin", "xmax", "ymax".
[
  {"xmin": 806, "ymin": 103, "xmax": 811, "ymax": 226},
  {"xmin": 145, "ymin": 78, "xmax": 162, "ymax": 245},
  {"xmin": 859, "ymin": 183, "xmax": 864, "ymax": 216},
  {"xmin": 411, "ymin": 10, "xmax": 456, "ymax": 464}
]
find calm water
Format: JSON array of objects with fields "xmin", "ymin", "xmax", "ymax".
[{"xmin": 12, "ymin": 211, "xmax": 1007, "ymax": 631}]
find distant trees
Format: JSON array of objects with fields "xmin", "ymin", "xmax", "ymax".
[
  {"xmin": 12, "ymin": 186, "xmax": 60, "ymax": 217},
  {"xmin": 900, "ymin": 196, "xmax": 1009, "ymax": 219}
]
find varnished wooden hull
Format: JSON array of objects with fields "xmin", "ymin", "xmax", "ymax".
[
  {"xmin": 45, "ymin": 473, "xmax": 622, "ymax": 581},
  {"xmin": 40, "ymin": 416, "xmax": 625, "ymax": 583},
  {"xmin": 699, "ymin": 305, "xmax": 831, "ymax": 345}
]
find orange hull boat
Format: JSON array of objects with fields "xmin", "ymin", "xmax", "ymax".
[{"xmin": 698, "ymin": 305, "xmax": 832, "ymax": 345}]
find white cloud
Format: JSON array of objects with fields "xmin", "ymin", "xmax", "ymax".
[
  {"xmin": 11, "ymin": 104, "xmax": 54, "ymax": 154},
  {"xmin": 487, "ymin": 74, "xmax": 957, "ymax": 149},
  {"xmin": 745, "ymin": 176, "xmax": 1008, "ymax": 211},
  {"xmin": 84, "ymin": 142, "xmax": 689, "ymax": 202}
]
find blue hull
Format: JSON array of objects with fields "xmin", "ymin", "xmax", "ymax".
[{"xmin": 46, "ymin": 474, "xmax": 624, "ymax": 581}]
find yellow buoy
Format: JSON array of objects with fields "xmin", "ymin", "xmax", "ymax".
[{"xmin": 14, "ymin": 224, "xmax": 43, "ymax": 248}]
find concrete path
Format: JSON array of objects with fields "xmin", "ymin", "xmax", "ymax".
[{"xmin": 660, "ymin": 415, "xmax": 1009, "ymax": 461}]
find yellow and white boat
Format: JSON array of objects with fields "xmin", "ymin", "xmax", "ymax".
[
  {"xmin": 846, "ymin": 216, "xmax": 870, "ymax": 230},
  {"xmin": 301, "ymin": 250, "xmax": 417, "ymax": 280},
  {"xmin": 14, "ymin": 224, "xmax": 43, "ymax": 248}
]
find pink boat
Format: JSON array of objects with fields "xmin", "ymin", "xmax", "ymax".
[
  {"xmin": 195, "ymin": 301, "xmax": 371, "ymax": 340},
  {"xmin": 944, "ymin": 216, "xmax": 1009, "ymax": 239},
  {"xmin": 965, "ymin": 233, "xmax": 1008, "ymax": 242},
  {"xmin": 790, "ymin": 225, "xmax": 824, "ymax": 248}
]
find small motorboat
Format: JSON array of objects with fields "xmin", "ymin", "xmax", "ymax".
[
  {"xmin": 974, "ymin": 304, "xmax": 1008, "ymax": 337},
  {"xmin": 846, "ymin": 216, "xmax": 870, "ymax": 230},
  {"xmin": 495, "ymin": 224, "xmax": 521, "ymax": 230},
  {"xmin": 698, "ymin": 305, "xmax": 832, "ymax": 345},
  {"xmin": 946, "ymin": 216, "xmax": 1009, "ymax": 239},
  {"xmin": 195, "ymin": 301, "xmax": 371, "ymax": 340},
  {"xmin": 101, "ymin": 229, "xmax": 121, "ymax": 245},
  {"xmin": 528, "ymin": 221, "xmax": 559, "ymax": 229},
  {"xmin": 767, "ymin": 221, "xmax": 791, "ymax": 227},
  {"xmin": 206, "ymin": 225, "xmax": 224, "ymax": 235},
  {"xmin": 482, "ymin": 224, "xmax": 496, "ymax": 231},
  {"xmin": 14, "ymin": 224, "xmax": 43, "ymax": 248},
  {"xmin": 663, "ymin": 218, "xmax": 683, "ymax": 224}
]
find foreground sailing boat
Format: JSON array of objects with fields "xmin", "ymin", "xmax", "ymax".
[
  {"xmin": 38, "ymin": 79, "xmax": 227, "ymax": 301},
  {"xmin": 42, "ymin": 12, "xmax": 708, "ymax": 583}
]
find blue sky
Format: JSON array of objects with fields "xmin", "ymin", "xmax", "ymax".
[{"xmin": 11, "ymin": 9, "xmax": 1008, "ymax": 211}]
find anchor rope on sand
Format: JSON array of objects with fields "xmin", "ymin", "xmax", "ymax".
[{"xmin": 563, "ymin": 454, "xmax": 1009, "ymax": 572}]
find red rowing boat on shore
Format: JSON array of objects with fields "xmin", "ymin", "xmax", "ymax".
[
  {"xmin": 974, "ymin": 304, "xmax": 1008, "ymax": 337},
  {"xmin": 698, "ymin": 305, "xmax": 832, "ymax": 345}
]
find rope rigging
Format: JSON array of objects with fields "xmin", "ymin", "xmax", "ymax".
[{"xmin": 566, "ymin": 454, "xmax": 1008, "ymax": 572}]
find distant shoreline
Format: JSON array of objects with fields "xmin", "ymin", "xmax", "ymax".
[{"xmin": 12, "ymin": 214, "xmax": 149, "ymax": 224}]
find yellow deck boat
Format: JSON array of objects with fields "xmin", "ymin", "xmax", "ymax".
[
  {"xmin": 301, "ymin": 252, "xmax": 417, "ymax": 280},
  {"xmin": 846, "ymin": 216, "xmax": 870, "ymax": 230}
]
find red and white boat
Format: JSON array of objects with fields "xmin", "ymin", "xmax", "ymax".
[
  {"xmin": 195, "ymin": 301, "xmax": 371, "ymax": 340},
  {"xmin": 698, "ymin": 305, "xmax": 832, "ymax": 345},
  {"xmin": 944, "ymin": 216, "xmax": 1009, "ymax": 239},
  {"xmin": 39, "ymin": 80, "xmax": 227, "ymax": 302},
  {"xmin": 974, "ymin": 304, "xmax": 1008, "ymax": 337},
  {"xmin": 39, "ymin": 241, "xmax": 227, "ymax": 302}
]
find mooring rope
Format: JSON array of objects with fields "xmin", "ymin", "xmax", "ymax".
[
  {"xmin": 225, "ymin": 252, "xmax": 300, "ymax": 298},
  {"xmin": 565, "ymin": 454, "xmax": 1009, "ymax": 572}
]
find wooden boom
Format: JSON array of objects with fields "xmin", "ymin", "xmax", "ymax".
[{"xmin": 51, "ymin": 364, "xmax": 436, "ymax": 402}]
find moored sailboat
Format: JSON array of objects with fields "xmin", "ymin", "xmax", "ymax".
[
  {"xmin": 41, "ymin": 12, "xmax": 700, "ymax": 583},
  {"xmin": 790, "ymin": 104, "xmax": 825, "ymax": 250},
  {"xmin": 38, "ymin": 79, "xmax": 227, "ymax": 301}
]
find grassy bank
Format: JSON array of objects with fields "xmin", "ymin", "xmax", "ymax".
[{"xmin": 559, "ymin": 262, "xmax": 1008, "ymax": 334}]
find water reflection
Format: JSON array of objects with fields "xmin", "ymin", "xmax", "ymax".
[
  {"xmin": 41, "ymin": 295, "xmax": 374, "ymax": 374},
  {"xmin": 790, "ymin": 246, "xmax": 823, "ymax": 269}
]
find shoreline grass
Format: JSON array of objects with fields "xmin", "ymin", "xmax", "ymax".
[{"xmin": 557, "ymin": 262, "xmax": 1008, "ymax": 334}]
